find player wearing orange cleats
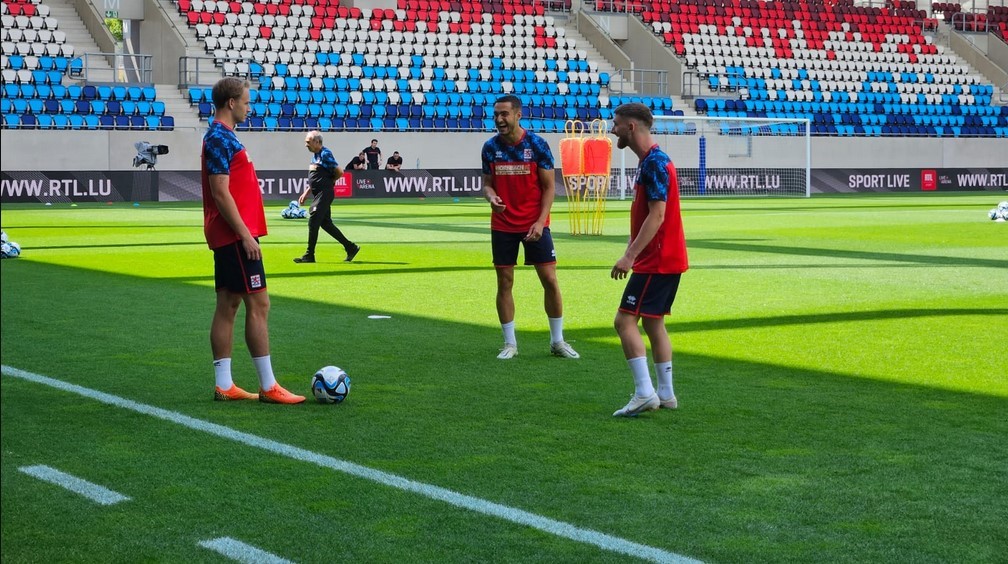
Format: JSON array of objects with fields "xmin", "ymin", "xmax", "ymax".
[
  {"xmin": 259, "ymin": 383, "xmax": 306, "ymax": 404},
  {"xmin": 201, "ymin": 78, "xmax": 301, "ymax": 406},
  {"xmin": 214, "ymin": 384, "xmax": 258, "ymax": 401}
]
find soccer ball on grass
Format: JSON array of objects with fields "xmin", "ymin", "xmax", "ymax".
[{"xmin": 311, "ymin": 366, "xmax": 351, "ymax": 404}]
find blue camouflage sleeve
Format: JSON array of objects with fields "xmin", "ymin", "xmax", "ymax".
[
  {"xmin": 532, "ymin": 135, "xmax": 554, "ymax": 170},
  {"xmin": 204, "ymin": 128, "xmax": 237, "ymax": 175},
  {"xmin": 320, "ymin": 147, "xmax": 339, "ymax": 171},
  {"xmin": 641, "ymin": 154, "xmax": 670, "ymax": 202},
  {"xmin": 481, "ymin": 140, "xmax": 494, "ymax": 175}
]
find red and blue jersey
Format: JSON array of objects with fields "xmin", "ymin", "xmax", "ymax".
[
  {"xmin": 201, "ymin": 120, "xmax": 267, "ymax": 249},
  {"xmin": 481, "ymin": 130, "xmax": 554, "ymax": 233},
  {"xmin": 630, "ymin": 144, "xmax": 688, "ymax": 274}
]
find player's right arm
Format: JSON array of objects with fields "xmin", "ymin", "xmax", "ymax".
[
  {"xmin": 481, "ymin": 143, "xmax": 505, "ymax": 213},
  {"xmin": 208, "ymin": 174, "xmax": 260, "ymax": 260},
  {"xmin": 483, "ymin": 173, "xmax": 505, "ymax": 213}
]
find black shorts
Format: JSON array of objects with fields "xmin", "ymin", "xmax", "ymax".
[
  {"xmin": 492, "ymin": 227, "xmax": 557, "ymax": 266},
  {"xmin": 213, "ymin": 240, "xmax": 267, "ymax": 294},
  {"xmin": 618, "ymin": 273, "xmax": 682, "ymax": 318}
]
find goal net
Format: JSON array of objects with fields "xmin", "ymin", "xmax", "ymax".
[{"xmin": 610, "ymin": 115, "xmax": 811, "ymax": 198}]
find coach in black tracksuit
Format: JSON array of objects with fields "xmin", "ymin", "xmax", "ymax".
[{"xmin": 294, "ymin": 130, "xmax": 360, "ymax": 263}]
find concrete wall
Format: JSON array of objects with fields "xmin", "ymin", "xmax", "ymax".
[
  {"xmin": 3, "ymin": 128, "xmax": 1006, "ymax": 174},
  {"xmin": 139, "ymin": 0, "xmax": 191, "ymax": 85},
  {"xmin": 595, "ymin": 13, "xmax": 683, "ymax": 95}
]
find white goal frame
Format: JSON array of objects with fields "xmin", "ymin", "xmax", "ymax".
[{"xmin": 612, "ymin": 115, "xmax": 811, "ymax": 199}]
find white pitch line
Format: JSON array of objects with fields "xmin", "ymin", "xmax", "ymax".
[
  {"xmin": 2, "ymin": 365, "xmax": 702, "ymax": 564},
  {"xmin": 18, "ymin": 464, "xmax": 130, "ymax": 506},
  {"xmin": 198, "ymin": 537, "xmax": 293, "ymax": 564}
]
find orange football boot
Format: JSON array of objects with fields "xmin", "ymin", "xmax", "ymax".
[
  {"xmin": 259, "ymin": 383, "xmax": 306, "ymax": 404},
  {"xmin": 214, "ymin": 385, "xmax": 258, "ymax": 401}
]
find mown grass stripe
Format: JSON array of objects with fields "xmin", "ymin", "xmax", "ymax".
[
  {"xmin": 3, "ymin": 365, "xmax": 701, "ymax": 564},
  {"xmin": 18, "ymin": 464, "xmax": 130, "ymax": 506},
  {"xmin": 198, "ymin": 537, "xmax": 293, "ymax": 564}
]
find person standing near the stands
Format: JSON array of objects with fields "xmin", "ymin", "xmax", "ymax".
[
  {"xmin": 201, "ymin": 76, "xmax": 304, "ymax": 405},
  {"xmin": 293, "ymin": 130, "xmax": 360, "ymax": 264},
  {"xmin": 481, "ymin": 94, "xmax": 579, "ymax": 361},
  {"xmin": 362, "ymin": 138, "xmax": 382, "ymax": 170},
  {"xmin": 607, "ymin": 102, "xmax": 689, "ymax": 417}
]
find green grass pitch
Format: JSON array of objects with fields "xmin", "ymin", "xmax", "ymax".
[{"xmin": 2, "ymin": 193, "xmax": 1006, "ymax": 563}]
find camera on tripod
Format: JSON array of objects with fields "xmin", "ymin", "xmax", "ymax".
[{"xmin": 133, "ymin": 142, "xmax": 169, "ymax": 170}]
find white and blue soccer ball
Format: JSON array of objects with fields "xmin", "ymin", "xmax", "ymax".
[
  {"xmin": 990, "ymin": 203, "xmax": 1008, "ymax": 221},
  {"xmin": 281, "ymin": 202, "xmax": 308, "ymax": 219},
  {"xmin": 0, "ymin": 230, "xmax": 7, "ymax": 244},
  {"xmin": 311, "ymin": 366, "xmax": 351, "ymax": 404},
  {"xmin": 0, "ymin": 242, "xmax": 10, "ymax": 258},
  {"xmin": 7, "ymin": 241, "xmax": 20, "ymax": 257}
]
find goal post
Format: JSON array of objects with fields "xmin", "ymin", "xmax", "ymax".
[{"xmin": 612, "ymin": 115, "xmax": 811, "ymax": 198}]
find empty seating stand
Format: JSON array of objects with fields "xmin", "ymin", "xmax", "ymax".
[
  {"xmin": 176, "ymin": 0, "xmax": 673, "ymax": 132},
  {"xmin": 1, "ymin": 0, "xmax": 175, "ymax": 130},
  {"xmin": 617, "ymin": 0, "xmax": 1006, "ymax": 137}
]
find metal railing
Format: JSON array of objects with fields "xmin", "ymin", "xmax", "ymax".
[
  {"xmin": 589, "ymin": 0, "xmax": 646, "ymax": 13},
  {"xmin": 609, "ymin": 67, "xmax": 669, "ymax": 96},
  {"xmin": 178, "ymin": 55, "xmax": 251, "ymax": 89},
  {"xmin": 69, "ymin": 52, "xmax": 154, "ymax": 85}
]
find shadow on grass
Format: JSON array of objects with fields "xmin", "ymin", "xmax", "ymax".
[{"xmin": 3, "ymin": 260, "xmax": 1006, "ymax": 563}]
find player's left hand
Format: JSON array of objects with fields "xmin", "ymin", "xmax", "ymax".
[
  {"xmin": 524, "ymin": 223, "xmax": 544, "ymax": 242},
  {"xmin": 611, "ymin": 255, "xmax": 633, "ymax": 279}
]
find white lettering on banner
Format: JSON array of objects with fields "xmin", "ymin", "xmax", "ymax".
[
  {"xmin": 463, "ymin": 175, "xmax": 482, "ymax": 191},
  {"xmin": 957, "ymin": 173, "xmax": 1008, "ymax": 188},
  {"xmin": 381, "ymin": 175, "xmax": 482, "ymax": 194},
  {"xmin": 6, "ymin": 178, "xmax": 113, "ymax": 197},
  {"xmin": 705, "ymin": 174, "xmax": 781, "ymax": 191},
  {"xmin": 1, "ymin": 178, "xmax": 46, "ymax": 197},
  {"xmin": 87, "ymin": 178, "xmax": 113, "ymax": 197},
  {"xmin": 848, "ymin": 174, "xmax": 911, "ymax": 189},
  {"xmin": 258, "ymin": 177, "xmax": 274, "ymax": 194},
  {"xmin": 279, "ymin": 177, "xmax": 307, "ymax": 195}
]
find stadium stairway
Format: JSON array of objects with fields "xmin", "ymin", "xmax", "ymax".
[
  {"xmin": 155, "ymin": 84, "xmax": 203, "ymax": 128},
  {"xmin": 42, "ymin": 0, "xmax": 115, "ymax": 81},
  {"xmin": 931, "ymin": 19, "xmax": 1008, "ymax": 103}
]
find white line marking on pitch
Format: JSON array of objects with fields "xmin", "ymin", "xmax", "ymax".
[
  {"xmin": 18, "ymin": 464, "xmax": 130, "ymax": 506},
  {"xmin": 198, "ymin": 537, "xmax": 293, "ymax": 564},
  {"xmin": 3, "ymin": 365, "xmax": 701, "ymax": 564}
]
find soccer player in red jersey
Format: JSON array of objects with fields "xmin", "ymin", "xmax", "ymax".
[
  {"xmin": 608, "ymin": 103, "xmax": 689, "ymax": 417},
  {"xmin": 481, "ymin": 95, "xmax": 579, "ymax": 360},
  {"xmin": 201, "ymin": 77, "xmax": 304, "ymax": 404}
]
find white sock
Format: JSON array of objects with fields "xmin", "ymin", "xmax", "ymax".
[
  {"xmin": 252, "ymin": 355, "xmax": 277, "ymax": 390},
  {"xmin": 501, "ymin": 321, "xmax": 517, "ymax": 346},
  {"xmin": 213, "ymin": 358, "xmax": 233, "ymax": 390},
  {"xmin": 628, "ymin": 356, "xmax": 655, "ymax": 397},
  {"xmin": 548, "ymin": 316, "xmax": 564, "ymax": 344},
  {"xmin": 655, "ymin": 361, "xmax": 674, "ymax": 400}
]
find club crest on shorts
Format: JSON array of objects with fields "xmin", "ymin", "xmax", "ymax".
[{"xmin": 249, "ymin": 274, "xmax": 262, "ymax": 289}]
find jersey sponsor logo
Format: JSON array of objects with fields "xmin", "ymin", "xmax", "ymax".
[
  {"xmin": 249, "ymin": 274, "xmax": 262, "ymax": 289},
  {"xmin": 496, "ymin": 163, "xmax": 532, "ymax": 175}
]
